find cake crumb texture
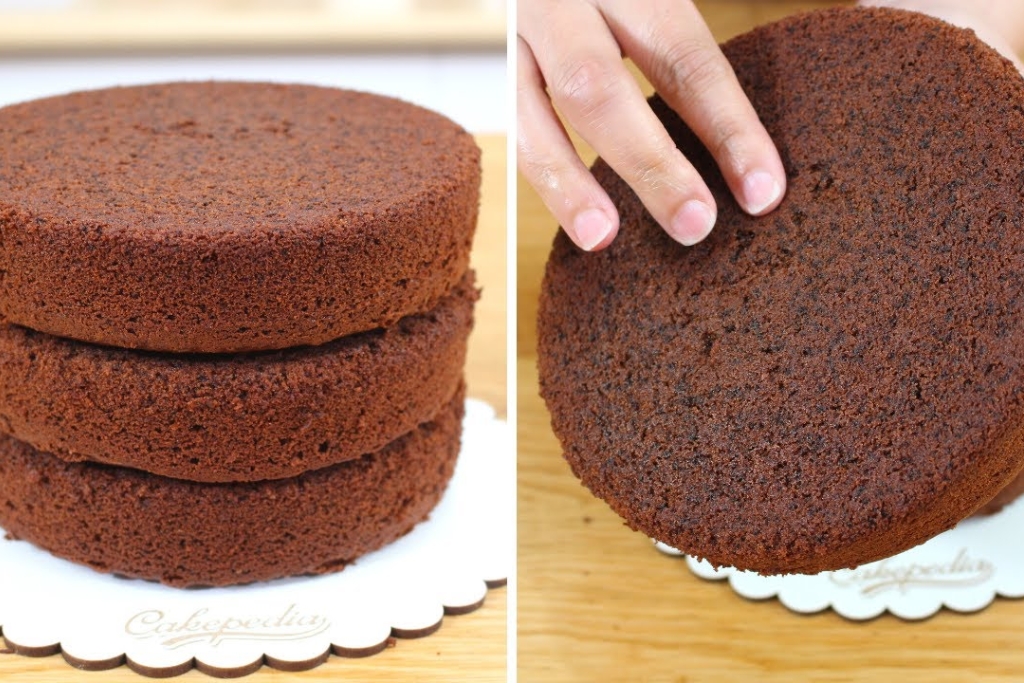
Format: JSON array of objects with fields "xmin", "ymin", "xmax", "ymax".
[
  {"xmin": 0, "ymin": 272, "xmax": 477, "ymax": 483},
  {"xmin": 0, "ymin": 82, "xmax": 480, "ymax": 352},
  {"xmin": 538, "ymin": 8, "xmax": 1024, "ymax": 574},
  {"xmin": 0, "ymin": 386, "xmax": 465, "ymax": 587}
]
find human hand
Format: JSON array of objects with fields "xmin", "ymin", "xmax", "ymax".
[
  {"xmin": 517, "ymin": 0, "xmax": 787, "ymax": 251},
  {"xmin": 860, "ymin": 0, "xmax": 1024, "ymax": 73}
]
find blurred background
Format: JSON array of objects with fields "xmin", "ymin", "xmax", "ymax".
[{"xmin": 0, "ymin": 0, "xmax": 506, "ymax": 133}]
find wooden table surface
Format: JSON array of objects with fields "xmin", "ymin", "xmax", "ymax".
[
  {"xmin": 0, "ymin": 135, "xmax": 506, "ymax": 681},
  {"xmin": 518, "ymin": 3, "xmax": 1024, "ymax": 682}
]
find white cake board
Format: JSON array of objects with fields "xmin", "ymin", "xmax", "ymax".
[
  {"xmin": 0, "ymin": 399, "xmax": 512, "ymax": 677},
  {"xmin": 655, "ymin": 496, "xmax": 1024, "ymax": 621}
]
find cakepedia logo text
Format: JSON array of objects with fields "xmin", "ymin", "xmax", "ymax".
[
  {"xmin": 125, "ymin": 603, "xmax": 329, "ymax": 648},
  {"xmin": 827, "ymin": 548, "xmax": 994, "ymax": 597}
]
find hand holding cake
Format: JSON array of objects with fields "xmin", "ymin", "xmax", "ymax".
[
  {"xmin": 517, "ymin": 0, "xmax": 787, "ymax": 251},
  {"xmin": 537, "ymin": 6, "xmax": 1024, "ymax": 574},
  {"xmin": 519, "ymin": 0, "xmax": 1024, "ymax": 254}
]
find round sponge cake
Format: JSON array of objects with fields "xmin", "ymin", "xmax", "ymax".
[
  {"xmin": 0, "ymin": 273, "xmax": 475, "ymax": 483},
  {"xmin": 0, "ymin": 82, "xmax": 479, "ymax": 353},
  {"xmin": 0, "ymin": 387, "xmax": 464, "ymax": 587},
  {"xmin": 539, "ymin": 8, "xmax": 1024, "ymax": 574}
]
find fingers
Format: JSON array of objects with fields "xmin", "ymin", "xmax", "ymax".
[
  {"xmin": 517, "ymin": 37, "xmax": 619, "ymax": 251},
  {"xmin": 602, "ymin": 0, "xmax": 787, "ymax": 217},
  {"xmin": 519, "ymin": 0, "xmax": 719, "ymax": 247}
]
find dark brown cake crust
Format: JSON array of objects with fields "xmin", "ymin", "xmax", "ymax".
[
  {"xmin": 975, "ymin": 469, "xmax": 1024, "ymax": 516},
  {"xmin": 0, "ymin": 273, "xmax": 475, "ymax": 483},
  {"xmin": 0, "ymin": 81, "xmax": 480, "ymax": 353},
  {"xmin": 0, "ymin": 387, "xmax": 464, "ymax": 587},
  {"xmin": 539, "ymin": 8, "xmax": 1024, "ymax": 574}
]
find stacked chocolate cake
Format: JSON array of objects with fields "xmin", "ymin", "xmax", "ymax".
[{"xmin": 0, "ymin": 82, "xmax": 480, "ymax": 586}]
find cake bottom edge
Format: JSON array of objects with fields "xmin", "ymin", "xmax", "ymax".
[{"xmin": 0, "ymin": 385, "xmax": 466, "ymax": 588}]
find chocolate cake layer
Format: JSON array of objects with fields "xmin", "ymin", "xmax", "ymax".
[
  {"xmin": 539, "ymin": 8, "xmax": 1024, "ymax": 574},
  {"xmin": 0, "ymin": 387, "xmax": 464, "ymax": 587},
  {"xmin": 975, "ymin": 469, "xmax": 1024, "ymax": 516},
  {"xmin": 0, "ymin": 82, "xmax": 480, "ymax": 352},
  {"xmin": 0, "ymin": 273, "xmax": 475, "ymax": 483}
]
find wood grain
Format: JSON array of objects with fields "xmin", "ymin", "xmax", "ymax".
[
  {"xmin": 0, "ymin": 134, "xmax": 506, "ymax": 681},
  {"xmin": 518, "ymin": 4, "xmax": 1024, "ymax": 682}
]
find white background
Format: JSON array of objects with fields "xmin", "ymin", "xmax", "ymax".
[{"xmin": 0, "ymin": 51, "xmax": 506, "ymax": 133}]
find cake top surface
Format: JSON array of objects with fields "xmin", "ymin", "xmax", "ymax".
[
  {"xmin": 0, "ymin": 81, "xmax": 476, "ymax": 234},
  {"xmin": 539, "ymin": 7, "xmax": 1024, "ymax": 574}
]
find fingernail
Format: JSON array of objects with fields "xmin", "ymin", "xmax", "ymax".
[
  {"xmin": 573, "ymin": 208, "xmax": 613, "ymax": 251},
  {"xmin": 742, "ymin": 170, "xmax": 782, "ymax": 215},
  {"xmin": 669, "ymin": 200, "xmax": 716, "ymax": 246}
]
